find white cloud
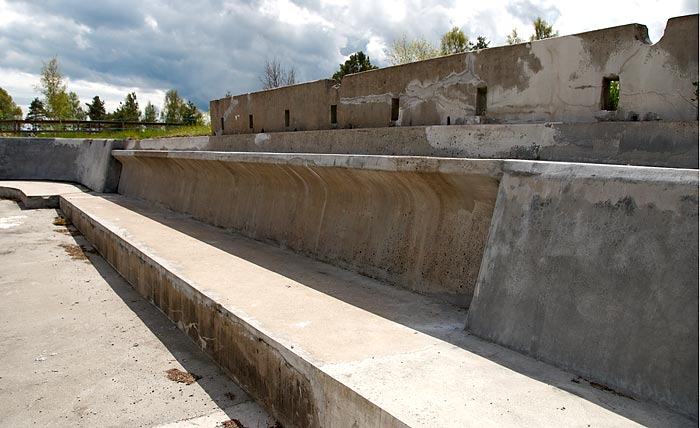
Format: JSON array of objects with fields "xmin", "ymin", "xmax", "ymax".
[{"xmin": 0, "ymin": 0, "xmax": 696, "ymax": 114}]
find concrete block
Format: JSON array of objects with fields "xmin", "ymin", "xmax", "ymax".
[{"xmin": 467, "ymin": 161, "xmax": 699, "ymax": 417}]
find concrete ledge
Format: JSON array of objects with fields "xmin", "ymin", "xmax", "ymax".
[
  {"xmin": 56, "ymin": 191, "xmax": 692, "ymax": 427},
  {"xmin": 0, "ymin": 180, "xmax": 87, "ymax": 208},
  {"xmin": 125, "ymin": 122, "xmax": 700, "ymax": 169}
]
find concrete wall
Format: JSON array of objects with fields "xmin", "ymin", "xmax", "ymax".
[
  {"xmin": 210, "ymin": 15, "xmax": 698, "ymax": 134},
  {"xmin": 0, "ymin": 138, "xmax": 125, "ymax": 192},
  {"xmin": 112, "ymin": 151, "xmax": 502, "ymax": 307},
  {"xmin": 211, "ymin": 79, "xmax": 339, "ymax": 134},
  {"xmin": 178, "ymin": 121, "xmax": 698, "ymax": 169},
  {"xmin": 466, "ymin": 161, "xmax": 699, "ymax": 418}
]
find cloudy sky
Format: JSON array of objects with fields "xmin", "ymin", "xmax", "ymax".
[{"xmin": 0, "ymin": 0, "xmax": 697, "ymax": 116}]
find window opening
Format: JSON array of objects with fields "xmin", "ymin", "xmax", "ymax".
[
  {"xmin": 476, "ymin": 87, "xmax": 487, "ymax": 116},
  {"xmin": 249, "ymin": 114, "xmax": 253, "ymax": 129},
  {"xmin": 330, "ymin": 105, "xmax": 337, "ymax": 124},
  {"xmin": 602, "ymin": 77, "xmax": 620, "ymax": 111},
  {"xmin": 391, "ymin": 98, "xmax": 400, "ymax": 121},
  {"xmin": 285, "ymin": 109, "xmax": 290, "ymax": 127}
]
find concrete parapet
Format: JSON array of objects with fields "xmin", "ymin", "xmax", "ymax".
[
  {"xmin": 467, "ymin": 161, "xmax": 699, "ymax": 417},
  {"xmin": 112, "ymin": 151, "xmax": 501, "ymax": 307},
  {"xmin": 193, "ymin": 121, "xmax": 698, "ymax": 168},
  {"xmin": 0, "ymin": 138, "xmax": 125, "ymax": 192}
]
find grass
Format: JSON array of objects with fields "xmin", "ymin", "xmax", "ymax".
[{"xmin": 1, "ymin": 124, "xmax": 212, "ymax": 140}]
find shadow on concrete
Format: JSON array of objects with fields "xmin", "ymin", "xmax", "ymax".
[
  {"xmin": 92, "ymin": 196, "xmax": 693, "ymax": 428},
  {"xmin": 54, "ymin": 207, "xmax": 278, "ymax": 428}
]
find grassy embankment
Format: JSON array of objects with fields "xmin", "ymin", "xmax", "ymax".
[{"xmin": 1, "ymin": 124, "xmax": 211, "ymax": 140}]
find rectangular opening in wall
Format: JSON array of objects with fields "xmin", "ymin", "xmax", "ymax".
[
  {"xmin": 249, "ymin": 114, "xmax": 254, "ymax": 129},
  {"xmin": 476, "ymin": 87, "xmax": 487, "ymax": 116},
  {"xmin": 330, "ymin": 105, "xmax": 337, "ymax": 124},
  {"xmin": 602, "ymin": 77, "xmax": 620, "ymax": 111},
  {"xmin": 285, "ymin": 109, "xmax": 290, "ymax": 127},
  {"xmin": 391, "ymin": 98, "xmax": 399, "ymax": 121},
  {"xmin": 220, "ymin": 117, "xmax": 224, "ymax": 132}
]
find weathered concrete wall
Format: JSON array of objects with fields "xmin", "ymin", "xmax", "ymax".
[
  {"xmin": 183, "ymin": 122, "xmax": 698, "ymax": 168},
  {"xmin": 210, "ymin": 15, "xmax": 698, "ymax": 134},
  {"xmin": 211, "ymin": 79, "xmax": 339, "ymax": 134},
  {"xmin": 0, "ymin": 138, "xmax": 124, "ymax": 192},
  {"xmin": 112, "ymin": 151, "xmax": 501, "ymax": 307},
  {"xmin": 466, "ymin": 161, "xmax": 699, "ymax": 418}
]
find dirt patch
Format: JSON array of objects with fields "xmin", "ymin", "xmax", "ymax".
[
  {"xmin": 572, "ymin": 376, "xmax": 634, "ymax": 399},
  {"xmin": 165, "ymin": 368, "xmax": 201, "ymax": 385},
  {"xmin": 225, "ymin": 392, "xmax": 237, "ymax": 401},
  {"xmin": 53, "ymin": 216, "xmax": 71, "ymax": 226},
  {"xmin": 60, "ymin": 244, "xmax": 89, "ymax": 262}
]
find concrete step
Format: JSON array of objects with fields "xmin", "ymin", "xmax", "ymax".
[
  {"xmin": 47, "ymin": 189, "xmax": 692, "ymax": 428},
  {"xmin": 0, "ymin": 180, "xmax": 87, "ymax": 208}
]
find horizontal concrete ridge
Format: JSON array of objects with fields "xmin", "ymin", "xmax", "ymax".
[
  {"xmin": 127, "ymin": 122, "xmax": 699, "ymax": 169},
  {"xmin": 112, "ymin": 150, "xmax": 505, "ymax": 177},
  {"xmin": 53, "ymin": 190, "xmax": 692, "ymax": 428},
  {"xmin": 0, "ymin": 180, "xmax": 87, "ymax": 208}
]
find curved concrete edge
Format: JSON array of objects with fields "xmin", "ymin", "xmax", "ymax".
[
  {"xmin": 467, "ymin": 164, "xmax": 699, "ymax": 418},
  {"xmin": 0, "ymin": 180, "xmax": 88, "ymax": 209},
  {"xmin": 113, "ymin": 153, "xmax": 502, "ymax": 307}
]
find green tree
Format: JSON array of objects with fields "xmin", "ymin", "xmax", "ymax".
[
  {"xmin": 440, "ymin": 27, "xmax": 469, "ymax": 55},
  {"xmin": 332, "ymin": 51, "xmax": 378, "ymax": 82},
  {"xmin": 85, "ymin": 96, "xmax": 106, "ymax": 120},
  {"xmin": 36, "ymin": 56, "xmax": 71, "ymax": 120},
  {"xmin": 530, "ymin": 17, "xmax": 558, "ymax": 41},
  {"xmin": 182, "ymin": 100, "xmax": 203, "ymax": 125},
  {"xmin": 68, "ymin": 92, "xmax": 86, "ymax": 120},
  {"xmin": 113, "ymin": 92, "xmax": 140, "ymax": 121},
  {"xmin": 0, "ymin": 87, "xmax": 23, "ymax": 119},
  {"xmin": 26, "ymin": 98, "xmax": 46, "ymax": 121},
  {"xmin": 386, "ymin": 34, "xmax": 439, "ymax": 65},
  {"xmin": 469, "ymin": 36, "xmax": 490, "ymax": 51},
  {"xmin": 143, "ymin": 101, "xmax": 158, "ymax": 122},
  {"xmin": 161, "ymin": 89, "xmax": 185, "ymax": 123},
  {"xmin": 506, "ymin": 29, "xmax": 524, "ymax": 45}
]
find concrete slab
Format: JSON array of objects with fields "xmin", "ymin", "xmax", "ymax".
[
  {"xmin": 58, "ymin": 191, "xmax": 694, "ymax": 427},
  {"xmin": 0, "ymin": 180, "xmax": 87, "ymax": 208},
  {"xmin": 0, "ymin": 199, "xmax": 274, "ymax": 428}
]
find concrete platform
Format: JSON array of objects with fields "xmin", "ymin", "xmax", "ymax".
[
  {"xmin": 52, "ymin": 190, "xmax": 693, "ymax": 427},
  {"xmin": 0, "ymin": 180, "xmax": 87, "ymax": 208},
  {"xmin": 0, "ymin": 199, "xmax": 274, "ymax": 428}
]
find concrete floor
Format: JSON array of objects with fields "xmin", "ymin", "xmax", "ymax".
[{"xmin": 0, "ymin": 199, "xmax": 274, "ymax": 428}]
